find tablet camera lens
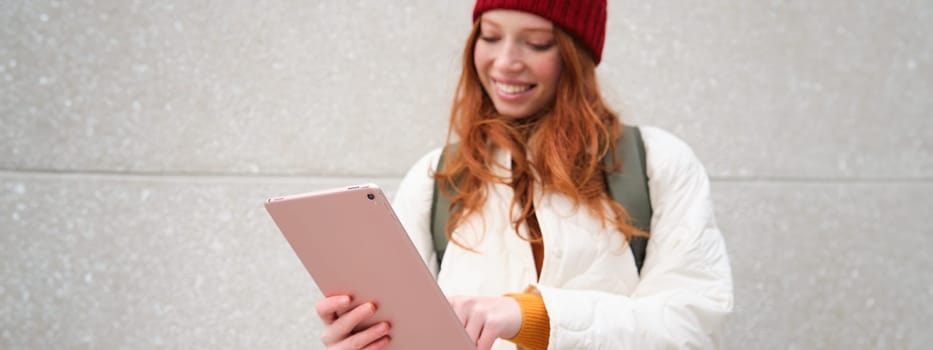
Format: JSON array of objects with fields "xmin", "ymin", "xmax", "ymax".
[{"xmin": 367, "ymin": 193, "xmax": 375, "ymax": 200}]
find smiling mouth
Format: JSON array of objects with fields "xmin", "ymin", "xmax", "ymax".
[{"xmin": 494, "ymin": 80, "xmax": 535, "ymax": 95}]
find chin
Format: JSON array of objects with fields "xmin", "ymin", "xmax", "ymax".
[{"xmin": 492, "ymin": 105, "xmax": 534, "ymax": 120}]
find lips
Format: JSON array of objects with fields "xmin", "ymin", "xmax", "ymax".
[{"xmin": 493, "ymin": 79, "xmax": 535, "ymax": 95}]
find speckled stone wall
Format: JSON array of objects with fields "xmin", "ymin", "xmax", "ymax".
[{"xmin": 2, "ymin": 1, "xmax": 931, "ymax": 349}]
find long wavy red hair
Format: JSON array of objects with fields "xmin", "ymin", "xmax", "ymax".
[{"xmin": 434, "ymin": 19, "xmax": 647, "ymax": 247}]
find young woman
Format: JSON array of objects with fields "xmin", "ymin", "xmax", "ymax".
[{"xmin": 315, "ymin": 1, "xmax": 733, "ymax": 349}]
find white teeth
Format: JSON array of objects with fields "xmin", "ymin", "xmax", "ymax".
[{"xmin": 494, "ymin": 81, "xmax": 532, "ymax": 94}]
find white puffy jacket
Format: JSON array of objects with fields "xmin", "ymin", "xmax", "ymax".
[{"xmin": 392, "ymin": 126, "xmax": 733, "ymax": 349}]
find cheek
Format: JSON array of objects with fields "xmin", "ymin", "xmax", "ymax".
[
  {"xmin": 533, "ymin": 56, "xmax": 562, "ymax": 88},
  {"xmin": 472, "ymin": 46, "xmax": 491, "ymax": 78}
]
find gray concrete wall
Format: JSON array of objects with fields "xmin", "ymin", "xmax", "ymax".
[{"xmin": 2, "ymin": 1, "xmax": 930, "ymax": 349}]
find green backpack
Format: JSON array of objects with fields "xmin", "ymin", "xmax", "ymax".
[{"xmin": 430, "ymin": 126, "xmax": 653, "ymax": 274}]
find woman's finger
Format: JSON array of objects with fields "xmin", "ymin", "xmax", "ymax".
[
  {"xmin": 448, "ymin": 296, "xmax": 523, "ymax": 350},
  {"xmin": 315, "ymin": 295, "xmax": 352, "ymax": 325},
  {"xmin": 448, "ymin": 296, "xmax": 469, "ymax": 327},
  {"xmin": 450, "ymin": 296, "xmax": 483, "ymax": 345},
  {"xmin": 476, "ymin": 326, "xmax": 498, "ymax": 350},
  {"xmin": 463, "ymin": 310, "xmax": 484, "ymax": 344},
  {"xmin": 342, "ymin": 322, "xmax": 392, "ymax": 350},
  {"xmin": 360, "ymin": 335, "xmax": 391, "ymax": 350},
  {"xmin": 321, "ymin": 302, "xmax": 377, "ymax": 345}
]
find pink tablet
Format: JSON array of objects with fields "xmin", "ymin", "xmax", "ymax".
[{"xmin": 264, "ymin": 184, "xmax": 475, "ymax": 350}]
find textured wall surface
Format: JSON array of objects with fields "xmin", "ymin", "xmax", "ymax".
[{"xmin": 2, "ymin": 1, "xmax": 931, "ymax": 349}]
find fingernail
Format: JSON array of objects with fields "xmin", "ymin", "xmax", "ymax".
[{"xmin": 339, "ymin": 296, "xmax": 351, "ymax": 305}]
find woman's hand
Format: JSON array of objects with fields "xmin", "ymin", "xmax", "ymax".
[
  {"xmin": 448, "ymin": 296, "xmax": 522, "ymax": 350},
  {"xmin": 314, "ymin": 295, "xmax": 391, "ymax": 350}
]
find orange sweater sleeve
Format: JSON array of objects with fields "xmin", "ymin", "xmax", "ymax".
[{"xmin": 504, "ymin": 293, "xmax": 550, "ymax": 350}]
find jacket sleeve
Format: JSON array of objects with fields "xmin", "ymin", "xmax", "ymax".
[
  {"xmin": 391, "ymin": 148, "xmax": 443, "ymax": 277},
  {"xmin": 536, "ymin": 127, "xmax": 734, "ymax": 349}
]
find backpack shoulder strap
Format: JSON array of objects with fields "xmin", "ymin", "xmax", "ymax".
[
  {"xmin": 605, "ymin": 126, "xmax": 653, "ymax": 274},
  {"xmin": 430, "ymin": 145, "xmax": 456, "ymax": 267}
]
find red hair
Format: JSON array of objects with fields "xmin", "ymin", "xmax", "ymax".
[{"xmin": 435, "ymin": 20, "xmax": 647, "ymax": 247}]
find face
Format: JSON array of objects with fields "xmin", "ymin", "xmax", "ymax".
[{"xmin": 474, "ymin": 10, "xmax": 562, "ymax": 120}]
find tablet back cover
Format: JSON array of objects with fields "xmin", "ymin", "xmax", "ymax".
[{"xmin": 265, "ymin": 184, "xmax": 474, "ymax": 350}]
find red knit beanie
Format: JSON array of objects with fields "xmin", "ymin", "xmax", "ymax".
[{"xmin": 473, "ymin": 0, "xmax": 607, "ymax": 65}]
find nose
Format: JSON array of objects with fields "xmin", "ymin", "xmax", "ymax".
[{"xmin": 493, "ymin": 41, "xmax": 524, "ymax": 73}]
